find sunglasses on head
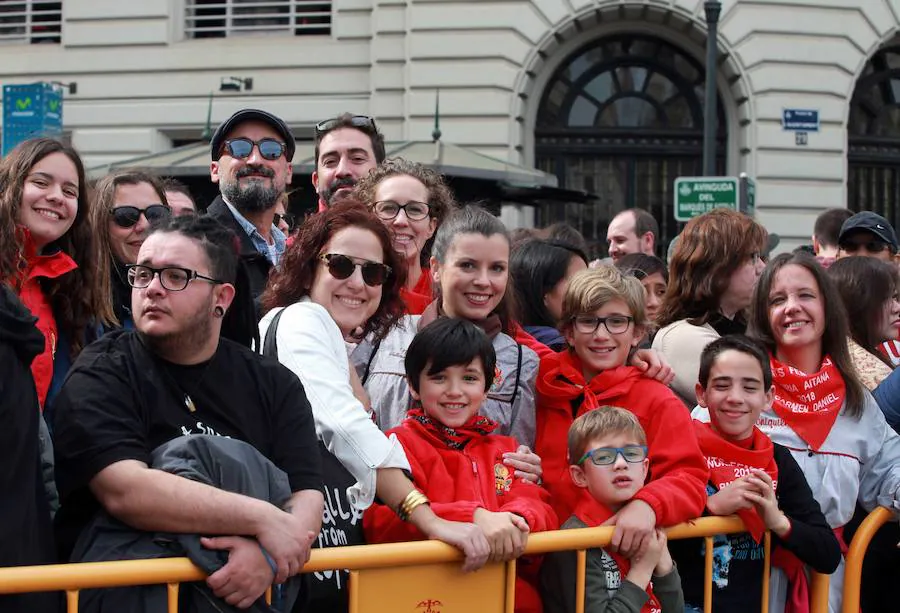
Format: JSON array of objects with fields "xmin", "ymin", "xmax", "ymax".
[
  {"xmin": 315, "ymin": 115, "xmax": 377, "ymax": 137},
  {"xmin": 222, "ymin": 137, "xmax": 286, "ymax": 161},
  {"xmin": 840, "ymin": 239, "xmax": 893, "ymax": 254},
  {"xmin": 319, "ymin": 253, "xmax": 391, "ymax": 287},
  {"xmin": 110, "ymin": 204, "xmax": 172, "ymax": 229},
  {"xmin": 274, "ymin": 212, "xmax": 294, "ymax": 229}
]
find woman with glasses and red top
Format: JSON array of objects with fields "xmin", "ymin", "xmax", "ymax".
[{"xmin": 258, "ymin": 201, "xmax": 492, "ymax": 612}]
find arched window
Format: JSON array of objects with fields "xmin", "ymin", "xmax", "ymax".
[
  {"xmin": 848, "ymin": 44, "xmax": 900, "ymax": 228},
  {"xmin": 535, "ymin": 34, "xmax": 727, "ymax": 256}
]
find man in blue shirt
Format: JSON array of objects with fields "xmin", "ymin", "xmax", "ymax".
[{"xmin": 206, "ymin": 109, "xmax": 294, "ymax": 300}]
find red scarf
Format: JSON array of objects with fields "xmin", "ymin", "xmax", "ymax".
[
  {"xmin": 406, "ymin": 407, "xmax": 498, "ymax": 450},
  {"xmin": 769, "ymin": 355, "xmax": 845, "ymax": 451},
  {"xmin": 573, "ymin": 499, "xmax": 662, "ymax": 613},
  {"xmin": 692, "ymin": 422, "xmax": 778, "ymax": 543},
  {"xmin": 537, "ymin": 351, "xmax": 643, "ymax": 417}
]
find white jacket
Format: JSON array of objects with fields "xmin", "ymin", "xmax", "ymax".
[{"xmin": 259, "ymin": 299, "xmax": 410, "ymax": 511}]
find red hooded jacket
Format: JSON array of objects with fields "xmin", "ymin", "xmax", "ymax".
[
  {"xmin": 535, "ymin": 351, "xmax": 708, "ymax": 525},
  {"xmin": 364, "ymin": 417, "xmax": 558, "ymax": 613}
]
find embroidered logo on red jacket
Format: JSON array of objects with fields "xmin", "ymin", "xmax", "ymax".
[{"xmin": 494, "ymin": 463, "xmax": 512, "ymax": 494}]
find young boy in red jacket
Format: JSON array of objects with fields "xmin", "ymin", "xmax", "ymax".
[
  {"xmin": 363, "ymin": 318, "xmax": 558, "ymax": 613},
  {"xmin": 535, "ymin": 266, "xmax": 708, "ymax": 558},
  {"xmin": 541, "ymin": 407, "xmax": 684, "ymax": 613}
]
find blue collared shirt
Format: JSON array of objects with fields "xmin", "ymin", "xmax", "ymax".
[{"xmin": 223, "ymin": 200, "xmax": 286, "ymax": 266}]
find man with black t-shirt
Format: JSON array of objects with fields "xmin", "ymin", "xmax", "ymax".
[{"xmin": 52, "ymin": 216, "xmax": 323, "ymax": 610}]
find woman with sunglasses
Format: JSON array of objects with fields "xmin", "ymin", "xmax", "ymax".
[
  {"xmin": 354, "ymin": 158, "xmax": 456, "ymax": 315},
  {"xmin": 89, "ymin": 169, "xmax": 172, "ymax": 330},
  {"xmin": 0, "ymin": 137, "xmax": 106, "ymax": 411},
  {"xmin": 259, "ymin": 201, "xmax": 491, "ymax": 612}
]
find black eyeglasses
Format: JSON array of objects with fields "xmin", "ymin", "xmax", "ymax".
[
  {"xmin": 315, "ymin": 115, "xmax": 378, "ymax": 137},
  {"xmin": 572, "ymin": 314, "xmax": 634, "ymax": 335},
  {"xmin": 110, "ymin": 205, "xmax": 172, "ymax": 229},
  {"xmin": 126, "ymin": 264, "xmax": 224, "ymax": 292},
  {"xmin": 222, "ymin": 138, "xmax": 286, "ymax": 161},
  {"xmin": 372, "ymin": 200, "xmax": 431, "ymax": 221},
  {"xmin": 319, "ymin": 253, "xmax": 391, "ymax": 287},
  {"xmin": 578, "ymin": 445, "xmax": 648, "ymax": 466},
  {"xmin": 840, "ymin": 240, "xmax": 893, "ymax": 254},
  {"xmin": 274, "ymin": 213, "xmax": 294, "ymax": 229}
]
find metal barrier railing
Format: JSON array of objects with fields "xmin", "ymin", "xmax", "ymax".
[
  {"xmin": 841, "ymin": 505, "xmax": 894, "ymax": 613},
  {"xmin": 0, "ymin": 515, "xmax": 833, "ymax": 613}
]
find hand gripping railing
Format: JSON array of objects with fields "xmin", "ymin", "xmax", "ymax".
[
  {"xmin": 841, "ymin": 506, "xmax": 894, "ymax": 613},
  {"xmin": 0, "ymin": 515, "xmax": 832, "ymax": 613}
]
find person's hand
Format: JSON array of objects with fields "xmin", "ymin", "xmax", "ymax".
[
  {"xmin": 426, "ymin": 518, "xmax": 491, "ymax": 572},
  {"xmin": 706, "ymin": 477, "xmax": 759, "ymax": 517},
  {"xmin": 625, "ymin": 529, "xmax": 665, "ymax": 590},
  {"xmin": 202, "ymin": 536, "xmax": 275, "ymax": 609},
  {"xmin": 254, "ymin": 510, "xmax": 317, "ymax": 584},
  {"xmin": 653, "ymin": 531, "xmax": 674, "ymax": 576},
  {"xmin": 502, "ymin": 446, "xmax": 543, "ymax": 483},
  {"xmin": 603, "ymin": 499, "xmax": 657, "ymax": 558},
  {"xmin": 473, "ymin": 509, "xmax": 530, "ymax": 562},
  {"xmin": 743, "ymin": 469, "xmax": 791, "ymax": 537},
  {"xmin": 629, "ymin": 348, "xmax": 674, "ymax": 385}
]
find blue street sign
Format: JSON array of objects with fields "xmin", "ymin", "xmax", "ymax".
[
  {"xmin": 782, "ymin": 108, "xmax": 819, "ymax": 132},
  {"xmin": 2, "ymin": 82, "xmax": 65, "ymax": 155}
]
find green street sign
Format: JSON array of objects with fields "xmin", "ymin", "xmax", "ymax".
[{"xmin": 674, "ymin": 177, "xmax": 740, "ymax": 221}]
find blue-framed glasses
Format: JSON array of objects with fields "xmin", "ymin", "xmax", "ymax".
[{"xmin": 577, "ymin": 445, "xmax": 648, "ymax": 466}]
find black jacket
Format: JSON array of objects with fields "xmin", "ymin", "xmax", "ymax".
[
  {"xmin": 0, "ymin": 285, "xmax": 60, "ymax": 613},
  {"xmin": 205, "ymin": 196, "xmax": 273, "ymax": 303}
]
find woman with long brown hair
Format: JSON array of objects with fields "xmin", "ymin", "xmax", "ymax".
[
  {"xmin": 653, "ymin": 208, "xmax": 767, "ymax": 404},
  {"xmin": 0, "ymin": 137, "xmax": 106, "ymax": 410}
]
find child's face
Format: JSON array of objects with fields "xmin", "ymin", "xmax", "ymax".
[
  {"xmin": 695, "ymin": 349, "xmax": 774, "ymax": 440},
  {"xmin": 570, "ymin": 432, "xmax": 649, "ymax": 510},
  {"xmin": 564, "ymin": 298, "xmax": 643, "ymax": 379},
  {"xmin": 411, "ymin": 357, "xmax": 488, "ymax": 428}
]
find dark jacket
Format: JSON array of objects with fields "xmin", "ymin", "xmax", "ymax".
[
  {"xmin": 0, "ymin": 284, "xmax": 60, "ymax": 613},
  {"xmin": 205, "ymin": 196, "xmax": 273, "ymax": 302}
]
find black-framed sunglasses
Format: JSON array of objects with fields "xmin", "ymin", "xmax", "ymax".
[
  {"xmin": 840, "ymin": 240, "xmax": 893, "ymax": 254},
  {"xmin": 110, "ymin": 205, "xmax": 172, "ymax": 229},
  {"xmin": 222, "ymin": 137, "xmax": 286, "ymax": 161},
  {"xmin": 315, "ymin": 115, "xmax": 378, "ymax": 137},
  {"xmin": 274, "ymin": 212, "xmax": 295, "ymax": 229},
  {"xmin": 578, "ymin": 445, "xmax": 648, "ymax": 466},
  {"xmin": 372, "ymin": 200, "xmax": 431, "ymax": 221},
  {"xmin": 572, "ymin": 314, "xmax": 634, "ymax": 335},
  {"xmin": 319, "ymin": 253, "xmax": 391, "ymax": 287},
  {"xmin": 126, "ymin": 264, "xmax": 224, "ymax": 292}
]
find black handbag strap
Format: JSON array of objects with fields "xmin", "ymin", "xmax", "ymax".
[{"xmin": 262, "ymin": 307, "xmax": 286, "ymax": 358}]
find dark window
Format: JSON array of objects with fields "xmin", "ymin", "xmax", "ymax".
[
  {"xmin": 185, "ymin": 0, "xmax": 331, "ymax": 39},
  {"xmin": 0, "ymin": 1, "xmax": 61, "ymax": 45}
]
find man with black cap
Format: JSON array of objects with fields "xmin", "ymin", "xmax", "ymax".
[
  {"xmin": 837, "ymin": 210, "xmax": 899, "ymax": 264},
  {"xmin": 207, "ymin": 109, "xmax": 295, "ymax": 300}
]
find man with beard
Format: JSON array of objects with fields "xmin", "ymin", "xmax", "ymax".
[
  {"xmin": 312, "ymin": 113, "xmax": 385, "ymax": 211},
  {"xmin": 52, "ymin": 216, "xmax": 323, "ymax": 610},
  {"xmin": 207, "ymin": 109, "xmax": 295, "ymax": 300}
]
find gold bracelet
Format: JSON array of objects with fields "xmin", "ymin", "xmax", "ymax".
[{"xmin": 398, "ymin": 490, "xmax": 430, "ymax": 521}]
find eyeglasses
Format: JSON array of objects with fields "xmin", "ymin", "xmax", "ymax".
[
  {"xmin": 274, "ymin": 213, "xmax": 294, "ymax": 229},
  {"xmin": 840, "ymin": 240, "xmax": 893, "ymax": 254},
  {"xmin": 319, "ymin": 253, "xmax": 391, "ymax": 287},
  {"xmin": 110, "ymin": 205, "xmax": 172, "ymax": 229},
  {"xmin": 315, "ymin": 115, "xmax": 378, "ymax": 137},
  {"xmin": 572, "ymin": 314, "xmax": 634, "ymax": 335},
  {"xmin": 222, "ymin": 138, "xmax": 286, "ymax": 161},
  {"xmin": 372, "ymin": 200, "xmax": 431, "ymax": 221},
  {"xmin": 126, "ymin": 264, "xmax": 224, "ymax": 292},
  {"xmin": 578, "ymin": 445, "xmax": 648, "ymax": 466}
]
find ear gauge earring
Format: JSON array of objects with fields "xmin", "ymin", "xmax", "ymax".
[{"xmin": 214, "ymin": 306, "xmax": 225, "ymax": 318}]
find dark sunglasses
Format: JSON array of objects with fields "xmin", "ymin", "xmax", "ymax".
[
  {"xmin": 110, "ymin": 204, "xmax": 172, "ymax": 229},
  {"xmin": 315, "ymin": 115, "xmax": 377, "ymax": 137},
  {"xmin": 223, "ymin": 137, "xmax": 286, "ymax": 160},
  {"xmin": 274, "ymin": 212, "xmax": 294, "ymax": 229},
  {"xmin": 319, "ymin": 253, "xmax": 391, "ymax": 287},
  {"xmin": 840, "ymin": 240, "xmax": 893, "ymax": 254}
]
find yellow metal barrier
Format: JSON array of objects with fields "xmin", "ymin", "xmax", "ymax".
[
  {"xmin": 0, "ymin": 516, "xmax": 831, "ymax": 613},
  {"xmin": 841, "ymin": 506, "xmax": 894, "ymax": 613}
]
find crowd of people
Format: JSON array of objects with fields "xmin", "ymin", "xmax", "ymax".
[{"xmin": 1, "ymin": 107, "xmax": 899, "ymax": 613}]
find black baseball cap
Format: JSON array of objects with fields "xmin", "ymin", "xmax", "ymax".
[
  {"xmin": 210, "ymin": 109, "xmax": 295, "ymax": 161},
  {"xmin": 838, "ymin": 211, "xmax": 899, "ymax": 249}
]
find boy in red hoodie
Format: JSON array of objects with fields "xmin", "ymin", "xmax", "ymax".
[
  {"xmin": 364, "ymin": 318, "xmax": 558, "ymax": 613},
  {"xmin": 535, "ymin": 266, "xmax": 708, "ymax": 558}
]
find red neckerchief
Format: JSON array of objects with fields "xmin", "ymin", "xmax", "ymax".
[
  {"xmin": 573, "ymin": 498, "xmax": 662, "ymax": 613},
  {"xmin": 692, "ymin": 421, "xmax": 778, "ymax": 543},
  {"xmin": 537, "ymin": 350, "xmax": 642, "ymax": 416},
  {"xmin": 406, "ymin": 407, "xmax": 498, "ymax": 450},
  {"xmin": 769, "ymin": 355, "xmax": 845, "ymax": 451},
  {"xmin": 418, "ymin": 300, "xmax": 502, "ymax": 340}
]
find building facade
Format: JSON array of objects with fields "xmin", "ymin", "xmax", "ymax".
[{"xmin": 2, "ymin": 0, "xmax": 899, "ymax": 251}]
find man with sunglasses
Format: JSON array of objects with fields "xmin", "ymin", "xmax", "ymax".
[
  {"xmin": 837, "ymin": 211, "xmax": 899, "ymax": 264},
  {"xmin": 207, "ymin": 108, "xmax": 295, "ymax": 301},
  {"xmin": 312, "ymin": 113, "xmax": 385, "ymax": 211}
]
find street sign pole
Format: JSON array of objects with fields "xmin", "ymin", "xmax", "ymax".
[{"xmin": 703, "ymin": 1, "xmax": 722, "ymax": 176}]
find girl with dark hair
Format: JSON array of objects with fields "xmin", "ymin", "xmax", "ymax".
[
  {"xmin": 0, "ymin": 137, "xmax": 105, "ymax": 410},
  {"xmin": 694, "ymin": 252, "xmax": 900, "ymax": 612},
  {"xmin": 259, "ymin": 201, "xmax": 490, "ymax": 611},
  {"xmin": 614, "ymin": 252, "xmax": 668, "ymax": 327},
  {"xmin": 510, "ymin": 239, "xmax": 588, "ymax": 352}
]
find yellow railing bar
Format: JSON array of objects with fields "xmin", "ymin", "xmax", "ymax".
[
  {"xmin": 761, "ymin": 531, "xmax": 771, "ymax": 613},
  {"xmin": 702, "ymin": 535, "xmax": 713, "ymax": 613},
  {"xmin": 842, "ymin": 506, "xmax": 894, "ymax": 613},
  {"xmin": 167, "ymin": 582, "xmax": 179, "ymax": 613},
  {"xmin": 575, "ymin": 549, "xmax": 586, "ymax": 613}
]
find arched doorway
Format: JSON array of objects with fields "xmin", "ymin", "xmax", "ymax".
[
  {"xmin": 848, "ymin": 43, "xmax": 900, "ymax": 229},
  {"xmin": 535, "ymin": 33, "xmax": 727, "ymax": 256}
]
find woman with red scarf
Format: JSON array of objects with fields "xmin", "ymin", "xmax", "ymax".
[{"xmin": 694, "ymin": 252, "xmax": 900, "ymax": 613}]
